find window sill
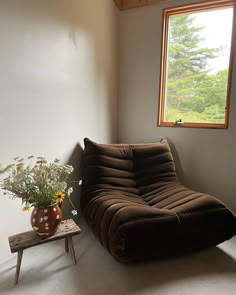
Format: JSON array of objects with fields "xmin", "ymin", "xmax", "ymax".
[{"xmin": 158, "ymin": 122, "xmax": 228, "ymax": 129}]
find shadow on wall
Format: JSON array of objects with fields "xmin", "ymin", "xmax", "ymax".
[
  {"xmin": 56, "ymin": 0, "xmax": 118, "ymax": 141},
  {"xmin": 0, "ymin": 0, "xmax": 118, "ymax": 142},
  {"xmin": 167, "ymin": 137, "xmax": 185, "ymax": 183},
  {"xmin": 62, "ymin": 143, "xmax": 84, "ymax": 220}
]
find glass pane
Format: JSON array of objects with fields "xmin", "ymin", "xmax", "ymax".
[{"xmin": 164, "ymin": 7, "xmax": 233, "ymax": 124}]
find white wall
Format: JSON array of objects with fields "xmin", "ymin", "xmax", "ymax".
[
  {"xmin": 118, "ymin": 0, "xmax": 236, "ymax": 211},
  {"xmin": 0, "ymin": 0, "xmax": 118, "ymax": 262}
]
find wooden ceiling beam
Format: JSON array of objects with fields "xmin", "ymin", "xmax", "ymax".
[
  {"xmin": 114, "ymin": 0, "xmax": 174, "ymax": 10},
  {"xmin": 113, "ymin": 0, "xmax": 123, "ymax": 10}
]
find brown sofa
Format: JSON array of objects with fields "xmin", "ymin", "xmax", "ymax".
[{"xmin": 81, "ymin": 138, "xmax": 236, "ymax": 263}]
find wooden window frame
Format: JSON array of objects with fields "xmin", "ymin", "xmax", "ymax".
[{"xmin": 158, "ymin": 0, "xmax": 235, "ymax": 129}]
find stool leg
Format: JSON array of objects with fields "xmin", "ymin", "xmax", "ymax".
[
  {"xmin": 68, "ymin": 236, "xmax": 77, "ymax": 264},
  {"xmin": 65, "ymin": 237, "xmax": 69, "ymax": 253},
  {"xmin": 15, "ymin": 250, "xmax": 23, "ymax": 285}
]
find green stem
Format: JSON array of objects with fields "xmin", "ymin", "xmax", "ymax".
[{"xmin": 67, "ymin": 195, "xmax": 76, "ymax": 210}]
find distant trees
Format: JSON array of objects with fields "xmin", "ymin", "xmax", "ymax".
[{"xmin": 165, "ymin": 14, "xmax": 228, "ymax": 123}]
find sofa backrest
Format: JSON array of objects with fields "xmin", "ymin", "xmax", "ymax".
[
  {"xmin": 82, "ymin": 138, "xmax": 178, "ymax": 196},
  {"xmin": 132, "ymin": 139, "xmax": 178, "ymax": 195}
]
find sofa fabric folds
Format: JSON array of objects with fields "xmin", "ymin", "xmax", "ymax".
[{"xmin": 81, "ymin": 138, "xmax": 236, "ymax": 263}]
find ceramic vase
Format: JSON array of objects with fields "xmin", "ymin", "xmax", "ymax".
[{"xmin": 30, "ymin": 203, "xmax": 62, "ymax": 238}]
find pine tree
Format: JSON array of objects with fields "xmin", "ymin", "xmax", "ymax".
[{"xmin": 166, "ymin": 14, "xmax": 223, "ymax": 120}]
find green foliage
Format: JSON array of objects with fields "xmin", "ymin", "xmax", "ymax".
[
  {"xmin": 166, "ymin": 108, "xmax": 224, "ymax": 124},
  {"xmin": 165, "ymin": 13, "xmax": 228, "ymax": 124}
]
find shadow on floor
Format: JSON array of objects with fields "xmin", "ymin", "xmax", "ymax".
[
  {"xmin": 1, "ymin": 220, "xmax": 236, "ymax": 295},
  {"xmin": 72, "ymin": 234, "xmax": 236, "ymax": 295}
]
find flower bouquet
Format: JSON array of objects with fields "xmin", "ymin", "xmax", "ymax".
[{"xmin": 0, "ymin": 156, "xmax": 78, "ymax": 237}]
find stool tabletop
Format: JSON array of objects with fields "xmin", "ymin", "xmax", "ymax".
[{"xmin": 9, "ymin": 219, "xmax": 81, "ymax": 253}]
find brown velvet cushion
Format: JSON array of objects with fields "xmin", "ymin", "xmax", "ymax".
[{"xmin": 81, "ymin": 138, "xmax": 236, "ymax": 263}]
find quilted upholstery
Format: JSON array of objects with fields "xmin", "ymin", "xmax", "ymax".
[{"xmin": 81, "ymin": 138, "xmax": 236, "ymax": 263}]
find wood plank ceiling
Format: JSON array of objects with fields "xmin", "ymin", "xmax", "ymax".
[{"xmin": 114, "ymin": 0, "xmax": 173, "ymax": 10}]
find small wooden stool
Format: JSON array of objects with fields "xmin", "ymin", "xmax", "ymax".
[{"xmin": 8, "ymin": 219, "xmax": 81, "ymax": 285}]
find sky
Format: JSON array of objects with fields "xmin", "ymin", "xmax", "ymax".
[{"xmin": 192, "ymin": 7, "xmax": 234, "ymax": 73}]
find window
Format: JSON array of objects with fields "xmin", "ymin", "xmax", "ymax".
[{"xmin": 158, "ymin": 0, "xmax": 235, "ymax": 128}]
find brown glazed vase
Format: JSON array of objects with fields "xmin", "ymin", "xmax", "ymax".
[{"xmin": 30, "ymin": 203, "xmax": 62, "ymax": 238}]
